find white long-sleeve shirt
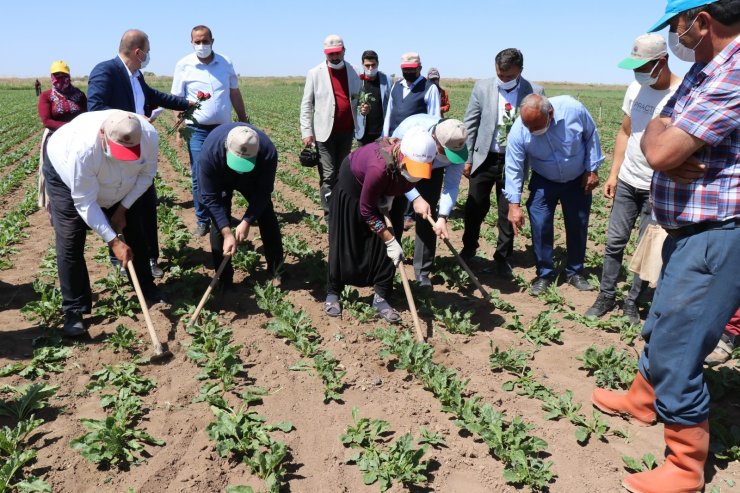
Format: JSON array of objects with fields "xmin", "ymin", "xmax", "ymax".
[{"xmin": 46, "ymin": 110, "xmax": 159, "ymax": 243}]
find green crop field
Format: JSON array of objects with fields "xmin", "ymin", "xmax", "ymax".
[{"xmin": 0, "ymin": 77, "xmax": 736, "ymax": 493}]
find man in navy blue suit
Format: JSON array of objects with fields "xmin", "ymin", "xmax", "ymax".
[{"xmin": 88, "ymin": 29, "xmax": 193, "ymax": 279}]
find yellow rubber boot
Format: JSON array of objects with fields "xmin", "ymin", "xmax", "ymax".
[
  {"xmin": 592, "ymin": 371, "xmax": 657, "ymax": 425},
  {"xmin": 623, "ymin": 421, "xmax": 709, "ymax": 493}
]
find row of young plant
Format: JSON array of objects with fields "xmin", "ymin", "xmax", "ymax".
[
  {"xmin": 181, "ymin": 308, "xmax": 295, "ymax": 493},
  {"xmin": 0, "ymin": 185, "xmax": 39, "ymax": 270},
  {"xmin": 340, "ymin": 407, "xmax": 446, "ymax": 492},
  {"xmin": 0, "ymin": 157, "xmax": 37, "ymax": 198},
  {"xmin": 371, "ymin": 327, "xmax": 555, "ymax": 491},
  {"xmin": 1, "ymin": 243, "xmax": 71, "ymax": 491}
]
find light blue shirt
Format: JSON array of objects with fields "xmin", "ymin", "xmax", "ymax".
[
  {"xmin": 504, "ymin": 95, "xmax": 604, "ymax": 204},
  {"xmin": 392, "ymin": 114, "xmax": 465, "ymax": 216}
]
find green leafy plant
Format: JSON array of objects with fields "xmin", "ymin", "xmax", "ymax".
[
  {"xmin": 341, "ymin": 408, "xmax": 430, "ymax": 492},
  {"xmin": 20, "ymin": 280, "xmax": 63, "ymax": 328},
  {"xmin": 578, "ymin": 346, "xmax": 637, "ymax": 390},
  {"xmin": 0, "ymin": 346, "xmax": 71, "ymax": 380},
  {"xmin": 0, "ymin": 384, "xmax": 58, "ymax": 421},
  {"xmin": 622, "ymin": 453, "xmax": 657, "ymax": 473},
  {"xmin": 341, "ymin": 287, "xmax": 377, "ymax": 323},
  {"xmin": 87, "ymin": 363, "xmax": 156, "ymax": 395},
  {"xmin": 93, "ymin": 273, "xmax": 137, "ymax": 320},
  {"xmin": 232, "ymin": 248, "xmax": 261, "ymax": 273},
  {"xmin": 431, "ymin": 305, "xmax": 479, "ymax": 336},
  {"xmin": 105, "ymin": 325, "xmax": 140, "ymax": 354},
  {"xmin": 523, "ymin": 310, "xmax": 563, "ymax": 347}
]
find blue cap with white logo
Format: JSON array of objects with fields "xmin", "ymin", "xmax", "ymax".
[{"xmin": 648, "ymin": 0, "xmax": 720, "ymax": 32}]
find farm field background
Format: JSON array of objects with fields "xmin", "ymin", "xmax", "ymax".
[{"xmin": 0, "ymin": 77, "xmax": 737, "ymax": 493}]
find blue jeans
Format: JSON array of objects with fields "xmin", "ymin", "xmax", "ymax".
[
  {"xmin": 638, "ymin": 222, "xmax": 740, "ymax": 425},
  {"xmin": 526, "ymin": 173, "xmax": 592, "ymax": 279},
  {"xmin": 187, "ymin": 126, "xmax": 212, "ymax": 226},
  {"xmin": 599, "ymin": 179, "xmax": 653, "ymax": 300}
]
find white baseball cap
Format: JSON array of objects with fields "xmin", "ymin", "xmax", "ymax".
[{"xmin": 400, "ymin": 127, "xmax": 436, "ymax": 179}]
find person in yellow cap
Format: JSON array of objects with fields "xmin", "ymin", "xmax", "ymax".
[
  {"xmin": 36, "ymin": 60, "xmax": 87, "ymax": 212},
  {"xmin": 324, "ymin": 127, "xmax": 436, "ymax": 323}
]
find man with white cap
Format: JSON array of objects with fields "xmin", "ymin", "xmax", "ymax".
[
  {"xmin": 42, "ymin": 110, "xmax": 161, "ymax": 336},
  {"xmin": 198, "ymin": 123, "xmax": 284, "ymax": 287},
  {"xmin": 382, "ymin": 52, "xmax": 440, "ymax": 137},
  {"xmin": 300, "ymin": 34, "xmax": 368, "ymax": 217},
  {"xmin": 585, "ymin": 34, "xmax": 680, "ymax": 324},
  {"xmin": 505, "ymin": 94, "xmax": 605, "ymax": 296},
  {"xmin": 590, "ymin": 1, "xmax": 739, "ymax": 492},
  {"xmin": 392, "ymin": 114, "xmax": 468, "ymax": 287}
]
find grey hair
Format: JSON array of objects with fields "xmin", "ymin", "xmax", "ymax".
[{"xmin": 520, "ymin": 94, "xmax": 552, "ymax": 118}]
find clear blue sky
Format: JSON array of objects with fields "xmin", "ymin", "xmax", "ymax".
[{"xmin": 7, "ymin": 0, "xmax": 692, "ymax": 84}]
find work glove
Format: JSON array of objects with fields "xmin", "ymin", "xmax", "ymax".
[{"xmin": 385, "ymin": 237, "xmax": 404, "ymax": 266}]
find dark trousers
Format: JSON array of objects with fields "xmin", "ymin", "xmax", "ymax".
[
  {"xmin": 43, "ymin": 157, "xmax": 154, "ymax": 315},
  {"xmin": 462, "ymin": 152, "xmax": 513, "ymax": 261},
  {"xmin": 599, "ymin": 179, "xmax": 653, "ymax": 300},
  {"xmin": 526, "ymin": 172, "xmax": 592, "ymax": 279},
  {"xmin": 109, "ymin": 184, "xmax": 158, "ymax": 265},
  {"xmin": 209, "ymin": 192, "xmax": 284, "ymax": 284},
  {"xmin": 358, "ymin": 132, "xmax": 381, "ymax": 146},
  {"xmin": 639, "ymin": 223, "xmax": 740, "ymax": 424},
  {"xmin": 412, "ymin": 167, "xmax": 445, "ymax": 279},
  {"xmin": 317, "ymin": 131, "xmax": 353, "ymax": 216}
]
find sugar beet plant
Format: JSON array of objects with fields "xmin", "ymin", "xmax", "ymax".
[
  {"xmin": 255, "ymin": 282, "xmax": 346, "ymax": 403},
  {"xmin": 340, "ymin": 407, "xmax": 433, "ymax": 492},
  {"xmin": 374, "ymin": 328, "xmax": 554, "ymax": 491}
]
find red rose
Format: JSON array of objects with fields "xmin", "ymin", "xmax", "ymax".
[
  {"xmin": 505, "ymin": 103, "xmax": 512, "ymax": 112},
  {"xmin": 204, "ymin": 92, "xmax": 211, "ymax": 99},
  {"xmin": 197, "ymin": 90, "xmax": 205, "ymax": 99}
]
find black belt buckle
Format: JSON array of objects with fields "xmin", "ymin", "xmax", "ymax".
[{"xmin": 666, "ymin": 217, "xmax": 739, "ymax": 239}]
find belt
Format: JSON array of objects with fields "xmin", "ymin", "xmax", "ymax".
[
  {"xmin": 188, "ymin": 123, "xmax": 221, "ymax": 131},
  {"xmin": 664, "ymin": 217, "xmax": 740, "ymax": 239}
]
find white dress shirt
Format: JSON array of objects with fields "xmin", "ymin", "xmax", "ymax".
[
  {"xmin": 46, "ymin": 110, "xmax": 159, "ymax": 243},
  {"xmin": 382, "ymin": 76, "xmax": 441, "ymax": 136},
  {"xmin": 171, "ymin": 52, "xmax": 239, "ymax": 125},
  {"xmin": 118, "ymin": 55, "xmax": 146, "ymax": 115},
  {"xmin": 490, "ymin": 84, "xmax": 520, "ymax": 153}
]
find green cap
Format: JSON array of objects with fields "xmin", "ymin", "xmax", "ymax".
[
  {"xmin": 618, "ymin": 34, "xmax": 668, "ymax": 70},
  {"xmin": 225, "ymin": 126, "xmax": 259, "ymax": 173}
]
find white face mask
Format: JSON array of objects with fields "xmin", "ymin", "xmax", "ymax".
[
  {"xmin": 327, "ymin": 60, "xmax": 345, "ymax": 69},
  {"xmin": 138, "ymin": 50, "xmax": 150, "ymax": 69},
  {"xmin": 635, "ymin": 62, "xmax": 663, "ymax": 87},
  {"xmin": 400, "ymin": 168, "xmax": 422, "ymax": 183},
  {"xmin": 193, "ymin": 43, "xmax": 212, "ymax": 58},
  {"xmin": 364, "ymin": 67, "xmax": 378, "ymax": 77},
  {"xmin": 669, "ymin": 15, "xmax": 703, "ymax": 63},
  {"xmin": 497, "ymin": 77, "xmax": 519, "ymax": 91},
  {"xmin": 530, "ymin": 115, "xmax": 550, "ymax": 136}
]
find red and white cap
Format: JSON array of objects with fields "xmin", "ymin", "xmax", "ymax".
[
  {"xmin": 400, "ymin": 52, "xmax": 421, "ymax": 68},
  {"xmin": 103, "ymin": 111, "xmax": 142, "ymax": 161},
  {"xmin": 323, "ymin": 34, "xmax": 344, "ymax": 54}
]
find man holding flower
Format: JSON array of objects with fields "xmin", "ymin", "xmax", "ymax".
[
  {"xmin": 461, "ymin": 48, "xmax": 543, "ymax": 278},
  {"xmin": 171, "ymin": 24, "xmax": 250, "ymax": 237}
]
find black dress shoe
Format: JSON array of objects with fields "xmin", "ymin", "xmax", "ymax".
[
  {"xmin": 585, "ymin": 293, "xmax": 616, "ymax": 318},
  {"xmin": 530, "ymin": 277, "xmax": 554, "ymax": 296},
  {"xmin": 143, "ymin": 287, "xmax": 168, "ymax": 307},
  {"xmin": 63, "ymin": 312, "xmax": 87, "ymax": 337},
  {"xmin": 567, "ymin": 273, "xmax": 594, "ymax": 291},
  {"xmin": 149, "ymin": 259, "xmax": 164, "ymax": 279}
]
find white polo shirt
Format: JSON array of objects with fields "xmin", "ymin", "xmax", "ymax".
[
  {"xmin": 171, "ymin": 52, "xmax": 239, "ymax": 125},
  {"xmin": 46, "ymin": 110, "xmax": 159, "ymax": 243}
]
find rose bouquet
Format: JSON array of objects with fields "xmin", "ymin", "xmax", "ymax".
[
  {"xmin": 168, "ymin": 91, "xmax": 211, "ymax": 139},
  {"xmin": 497, "ymin": 102, "xmax": 518, "ymax": 147}
]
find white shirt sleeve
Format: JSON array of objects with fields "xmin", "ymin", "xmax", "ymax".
[
  {"xmin": 382, "ymin": 83, "xmax": 395, "ymax": 137},
  {"xmin": 227, "ymin": 59, "xmax": 239, "ymax": 89},
  {"xmin": 70, "ymin": 148, "xmax": 117, "ymax": 242},
  {"xmin": 171, "ymin": 61, "xmax": 185, "ymax": 96},
  {"xmin": 425, "ymin": 84, "xmax": 441, "ymax": 119},
  {"xmin": 438, "ymin": 163, "xmax": 464, "ymax": 216}
]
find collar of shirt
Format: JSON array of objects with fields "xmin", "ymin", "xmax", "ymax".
[
  {"xmin": 401, "ymin": 75, "xmax": 423, "ymax": 88},
  {"xmin": 192, "ymin": 51, "xmax": 220, "ymax": 67},
  {"xmin": 699, "ymin": 37, "xmax": 740, "ymax": 81},
  {"xmin": 118, "ymin": 54, "xmax": 140, "ymax": 78}
]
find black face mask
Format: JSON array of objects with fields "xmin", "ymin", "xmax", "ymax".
[{"xmin": 402, "ymin": 70, "xmax": 418, "ymax": 83}]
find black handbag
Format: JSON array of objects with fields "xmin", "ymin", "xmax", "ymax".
[{"xmin": 298, "ymin": 144, "xmax": 320, "ymax": 168}]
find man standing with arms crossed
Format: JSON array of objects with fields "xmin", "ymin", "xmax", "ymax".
[
  {"xmin": 591, "ymin": 1, "xmax": 739, "ymax": 491},
  {"xmin": 171, "ymin": 24, "xmax": 250, "ymax": 237}
]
